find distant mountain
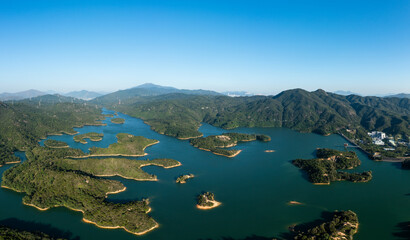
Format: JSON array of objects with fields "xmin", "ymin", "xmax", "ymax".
[
  {"xmin": 385, "ymin": 93, "xmax": 410, "ymax": 99},
  {"xmin": 63, "ymin": 90, "xmax": 103, "ymax": 100},
  {"xmin": 18, "ymin": 94, "xmax": 85, "ymax": 105},
  {"xmin": 108, "ymin": 88, "xmax": 409, "ymax": 140},
  {"xmin": 92, "ymin": 83, "xmax": 222, "ymax": 105},
  {"xmin": 333, "ymin": 90, "xmax": 359, "ymax": 96},
  {"xmin": 0, "ymin": 89, "xmax": 46, "ymax": 101},
  {"xmin": 222, "ymin": 91, "xmax": 253, "ymax": 97}
]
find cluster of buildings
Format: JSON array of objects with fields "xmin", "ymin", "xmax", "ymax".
[{"xmin": 368, "ymin": 131, "xmax": 387, "ymax": 146}]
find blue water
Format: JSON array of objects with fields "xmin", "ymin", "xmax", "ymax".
[{"xmin": 1, "ymin": 109, "xmax": 409, "ymax": 239}]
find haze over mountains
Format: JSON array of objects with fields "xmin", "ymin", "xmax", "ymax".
[{"xmin": 1, "ymin": 83, "xmax": 409, "ymax": 102}]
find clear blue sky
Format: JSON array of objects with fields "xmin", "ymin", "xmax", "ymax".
[{"xmin": 0, "ymin": 0, "xmax": 409, "ymax": 95}]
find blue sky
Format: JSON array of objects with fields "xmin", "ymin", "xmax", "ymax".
[{"xmin": 0, "ymin": 0, "xmax": 409, "ymax": 95}]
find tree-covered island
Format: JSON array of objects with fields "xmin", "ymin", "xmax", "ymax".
[
  {"xmin": 88, "ymin": 133, "xmax": 158, "ymax": 157},
  {"xmin": 111, "ymin": 118, "xmax": 125, "ymax": 124},
  {"xmin": 196, "ymin": 192, "xmax": 221, "ymax": 210},
  {"xmin": 292, "ymin": 210, "xmax": 359, "ymax": 240},
  {"xmin": 44, "ymin": 139, "xmax": 69, "ymax": 148},
  {"xmin": 73, "ymin": 132, "xmax": 104, "ymax": 144},
  {"xmin": 0, "ymin": 226, "xmax": 66, "ymax": 240},
  {"xmin": 292, "ymin": 148, "xmax": 372, "ymax": 185},
  {"xmin": 189, "ymin": 133, "xmax": 271, "ymax": 157},
  {"xmin": 176, "ymin": 174, "xmax": 194, "ymax": 183},
  {"xmin": 1, "ymin": 146, "xmax": 181, "ymax": 236}
]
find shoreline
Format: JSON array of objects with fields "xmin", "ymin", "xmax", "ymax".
[
  {"xmin": 4, "ymin": 185, "xmax": 158, "ymax": 235},
  {"xmin": 96, "ymin": 174, "xmax": 158, "ymax": 182},
  {"xmin": 196, "ymin": 200, "xmax": 221, "ymax": 210},
  {"xmin": 313, "ymin": 182, "xmax": 330, "ymax": 185},
  {"xmin": 198, "ymin": 147, "xmax": 242, "ymax": 158},
  {"xmin": 139, "ymin": 161, "xmax": 182, "ymax": 169}
]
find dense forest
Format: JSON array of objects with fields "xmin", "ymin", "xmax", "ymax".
[
  {"xmin": 94, "ymin": 89, "xmax": 409, "ymax": 157},
  {"xmin": 292, "ymin": 148, "xmax": 372, "ymax": 184},
  {"xmin": 293, "ymin": 210, "xmax": 359, "ymax": 240},
  {"xmin": 0, "ymin": 99, "xmax": 105, "ymax": 167},
  {"xmin": 1, "ymin": 146, "xmax": 167, "ymax": 235},
  {"xmin": 0, "ymin": 226, "xmax": 66, "ymax": 240},
  {"xmin": 190, "ymin": 133, "xmax": 270, "ymax": 157}
]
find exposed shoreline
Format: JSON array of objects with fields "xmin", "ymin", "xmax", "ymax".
[
  {"xmin": 196, "ymin": 200, "xmax": 221, "ymax": 210},
  {"xmin": 198, "ymin": 147, "xmax": 242, "ymax": 158},
  {"xmin": 2, "ymin": 185, "xmax": 159, "ymax": 235}
]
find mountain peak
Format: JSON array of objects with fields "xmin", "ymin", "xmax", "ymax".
[{"xmin": 133, "ymin": 83, "xmax": 176, "ymax": 90}]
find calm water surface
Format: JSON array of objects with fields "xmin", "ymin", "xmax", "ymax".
[{"xmin": 0, "ymin": 109, "xmax": 409, "ymax": 240}]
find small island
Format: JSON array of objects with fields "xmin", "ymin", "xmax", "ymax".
[
  {"xmin": 176, "ymin": 174, "xmax": 194, "ymax": 183},
  {"xmin": 88, "ymin": 133, "xmax": 158, "ymax": 157},
  {"xmin": 111, "ymin": 118, "xmax": 125, "ymax": 124},
  {"xmin": 293, "ymin": 210, "xmax": 359, "ymax": 240},
  {"xmin": 73, "ymin": 132, "xmax": 104, "ymax": 144},
  {"xmin": 44, "ymin": 139, "xmax": 69, "ymax": 148},
  {"xmin": 196, "ymin": 192, "xmax": 221, "ymax": 210},
  {"xmin": 292, "ymin": 148, "xmax": 372, "ymax": 185},
  {"xmin": 190, "ymin": 133, "xmax": 270, "ymax": 157},
  {"xmin": 265, "ymin": 150, "xmax": 275, "ymax": 153}
]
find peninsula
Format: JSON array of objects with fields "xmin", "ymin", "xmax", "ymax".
[
  {"xmin": 111, "ymin": 118, "xmax": 125, "ymax": 124},
  {"xmin": 88, "ymin": 133, "xmax": 158, "ymax": 157},
  {"xmin": 1, "ymin": 146, "xmax": 181, "ymax": 236},
  {"xmin": 196, "ymin": 192, "xmax": 221, "ymax": 210},
  {"xmin": 189, "ymin": 133, "xmax": 270, "ymax": 157},
  {"xmin": 73, "ymin": 132, "xmax": 104, "ymax": 144},
  {"xmin": 44, "ymin": 139, "xmax": 69, "ymax": 148},
  {"xmin": 292, "ymin": 148, "xmax": 372, "ymax": 184}
]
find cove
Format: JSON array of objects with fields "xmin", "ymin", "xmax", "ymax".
[{"xmin": 0, "ymin": 109, "xmax": 409, "ymax": 239}]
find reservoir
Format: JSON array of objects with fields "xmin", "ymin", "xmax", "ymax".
[{"xmin": 0, "ymin": 109, "xmax": 409, "ymax": 239}]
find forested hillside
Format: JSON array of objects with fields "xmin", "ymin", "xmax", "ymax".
[
  {"xmin": 101, "ymin": 89, "xmax": 409, "ymax": 142},
  {"xmin": 0, "ymin": 100, "xmax": 103, "ymax": 166}
]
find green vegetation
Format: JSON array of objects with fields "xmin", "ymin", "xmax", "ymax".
[
  {"xmin": 292, "ymin": 148, "xmax": 372, "ymax": 184},
  {"xmin": 190, "ymin": 133, "xmax": 270, "ymax": 157},
  {"xmin": 44, "ymin": 140, "xmax": 68, "ymax": 148},
  {"xmin": 56, "ymin": 158, "xmax": 181, "ymax": 181},
  {"xmin": 197, "ymin": 192, "xmax": 220, "ymax": 208},
  {"xmin": 99, "ymin": 89, "xmax": 409, "ymax": 158},
  {"xmin": 0, "ymin": 226, "xmax": 65, "ymax": 240},
  {"xmin": 0, "ymin": 144, "xmax": 20, "ymax": 167},
  {"xmin": 176, "ymin": 174, "xmax": 194, "ymax": 183},
  {"xmin": 73, "ymin": 132, "xmax": 104, "ymax": 144},
  {"xmin": 1, "ymin": 146, "xmax": 181, "ymax": 235},
  {"xmin": 293, "ymin": 210, "xmax": 359, "ymax": 240},
  {"xmin": 0, "ymin": 101, "xmax": 104, "ymax": 151},
  {"xmin": 402, "ymin": 160, "xmax": 410, "ymax": 170},
  {"xmin": 111, "ymin": 118, "xmax": 125, "ymax": 124},
  {"xmin": 89, "ymin": 133, "xmax": 158, "ymax": 156}
]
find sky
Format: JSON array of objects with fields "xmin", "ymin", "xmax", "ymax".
[{"xmin": 0, "ymin": 0, "xmax": 409, "ymax": 95}]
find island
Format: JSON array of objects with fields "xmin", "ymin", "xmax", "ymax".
[
  {"xmin": 0, "ymin": 226, "xmax": 65, "ymax": 240},
  {"xmin": 189, "ymin": 133, "xmax": 271, "ymax": 157},
  {"xmin": 73, "ymin": 132, "xmax": 104, "ymax": 144},
  {"xmin": 293, "ymin": 210, "xmax": 359, "ymax": 240},
  {"xmin": 402, "ymin": 159, "xmax": 410, "ymax": 170},
  {"xmin": 111, "ymin": 118, "xmax": 125, "ymax": 124},
  {"xmin": 292, "ymin": 148, "xmax": 372, "ymax": 185},
  {"xmin": 88, "ymin": 133, "xmax": 158, "ymax": 157},
  {"xmin": 1, "ymin": 146, "xmax": 181, "ymax": 236},
  {"xmin": 44, "ymin": 139, "xmax": 69, "ymax": 148},
  {"xmin": 196, "ymin": 192, "xmax": 221, "ymax": 210},
  {"xmin": 176, "ymin": 174, "xmax": 194, "ymax": 183}
]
